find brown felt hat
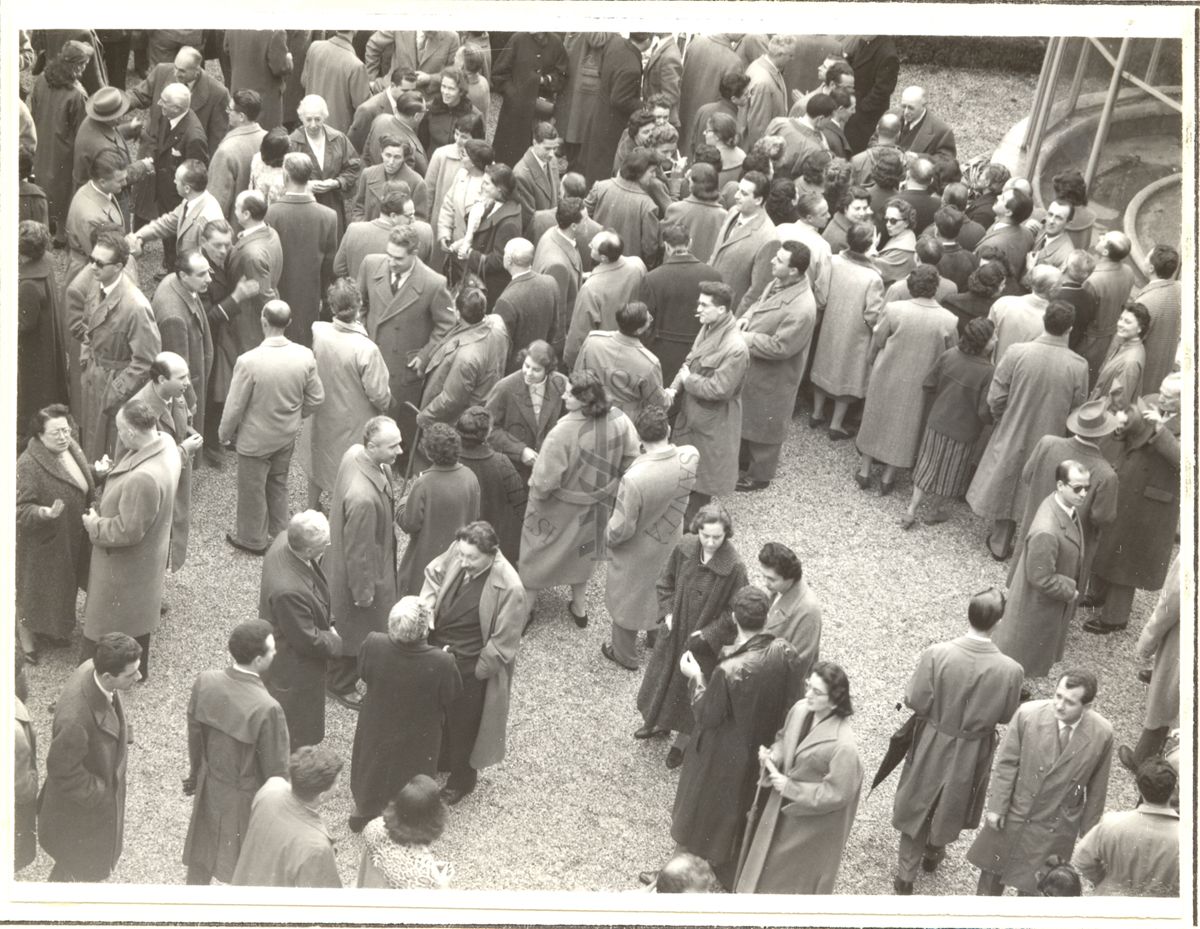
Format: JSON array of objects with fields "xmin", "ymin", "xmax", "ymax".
[
  {"xmin": 85, "ymin": 86, "xmax": 131, "ymax": 123},
  {"xmin": 1066, "ymin": 399, "xmax": 1119, "ymax": 438}
]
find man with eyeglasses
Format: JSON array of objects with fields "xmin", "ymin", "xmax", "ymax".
[
  {"xmin": 993, "ymin": 459, "xmax": 1091, "ymax": 683},
  {"xmin": 77, "ymin": 228, "xmax": 161, "ymax": 462},
  {"xmin": 891, "ymin": 587, "xmax": 1023, "ymax": 894}
]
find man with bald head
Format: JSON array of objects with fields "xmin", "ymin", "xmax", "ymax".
[
  {"xmin": 563, "ymin": 230, "xmax": 648, "ymax": 368},
  {"xmin": 493, "ymin": 238, "xmax": 561, "ymax": 374},
  {"xmin": 849, "ymin": 112, "xmax": 902, "ymax": 187},
  {"xmin": 892, "ymin": 85, "xmax": 956, "ymax": 160},
  {"xmin": 990, "ymin": 264, "xmax": 1062, "ymax": 363},
  {"xmin": 220, "ymin": 300, "xmax": 325, "ymax": 554},
  {"xmin": 898, "ymin": 157, "xmax": 942, "ymax": 235},
  {"xmin": 126, "ymin": 45, "xmax": 230, "ymax": 153},
  {"xmin": 1077, "ymin": 231, "xmax": 1137, "ymax": 386}
]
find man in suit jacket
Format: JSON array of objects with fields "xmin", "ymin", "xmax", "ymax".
[
  {"xmin": 581, "ymin": 33, "xmax": 647, "ymax": 186},
  {"xmin": 891, "ymin": 588, "xmax": 1023, "ymax": 894},
  {"xmin": 152, "ymin": 251, "xmax": 215, "ymax": 433},
  {"xmin": 968, "ymin": 669, "xmax": 1113, "ymax": 895},
  {"xmin": 38, "ymin": 634, "xmax": 142, "ymax": 881},
  {"xmin": 493, "ymin": 239, "xmax": 560, "ymax": 373},
  {"xmin": 741, "ymin": 35, "xmax": 796, "ymax": 151},
  {"xmin": 325, "ymin": 420, "xmax": 401, "ymax": 705},
  {"xmin": 512, "ymin": 123, "xmax": 561, "ymax": 233},
  {"xmin": 890, "ymin": 86, "xmax": 957, "ymax": 161},
  {"xmin": 420, "ymin": 521, "xmax": 526, "ymax": 805},
  {"xmin": 130, "ymin": 159, "xmax": 225, "ymax": 266},
  {"xmin": 183, "ymin": 620, "xmax": 290, "ymax": 885},
  {"xmin": 218, "ymin": 192, "xmax": 285, "ymax": 384},
  {"xmin": 416, "ymin": 289, "xmax": 501, "ymax": 429},
  {"xmin": 125, "ymin": 45, "xmax": 230, "ymax": 154},
  {"xmin": 300, "ymin": 32, "xmax": 371, "ymax": 134},
  {"xmin": 259, "ymin": 512, "xmax": 342, "ymax": 748},
  {"xmin": 225, "ymin": 30, "xmax": 293, "ymax": 131},
  {"xmin": 642, "ymin": 34, "xmax": 683, "ymax": 126},
  {"xmin": 208, "ymin": 90, "xmax": 267, "ymax": 219},
  {"xmin": 842, "ymin": 35, "xmax": 899, "ymax": 153},
  {"xmin": 64, "ymin": 149, "xmax": 128, "ymax": 287},
  {"xmin": 532, "ymin": 198, "xmax": 586, "ymax": 363},
  {"xmin": 357, "ymin": 224, "xmax": 456, "ymax": 452},
  {"xmin": 364, "ymin": 30, "xmax": 460, "ymax": 92},
  {"xmin": 220, "ymin": 300, "xmax": 325, "ymax": 554},
  {"xmin": 708, "ymin": 171, "xmax": 779, "ymax": 314},
  {"xmin": 347, "ymin": 69, "xmax": 421, "ymax": 155}
]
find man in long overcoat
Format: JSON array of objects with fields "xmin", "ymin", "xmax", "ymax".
[
  {"xmin": 206, "ymin": 90, "xmax": 266, "ymax": 219},
  {"xmin": 668, "ymin": 281, "xmax": 750, "ymax": 524},
  {"xmin": 642, "ymin": 34, "xmax": 683, "ymax": 126},
  {"xmin": 152, "ymin": 250, "xmax": 215, "ymax": 434},
  {"xmin": 891, "ymin": 588, "xmax": 1023, "ymax": 893},
  {"xmin": 81, "ymin": 400, "xmax": 181, "ymax": 679},
  {"xmin": 967, "ymin": 670, "xmax": 1113, "ymax": 895},
  {"xmin": 38, "ymin": 634, "xmax": 141, "ymax": 881},
  {"xmin": 491, "ymin": 33, "xmax": 568, "ymax": 168},
  {"xmin": 580, "ymin": 33, "xmax": 647, "ymax": 186},
  {"xmin": 1078, "ymin": 232, "xmax": 1137, "ymax": 387},
  {"xmin": 531, "ymin": 200, "xmax": 585, "ymax": 362},
  {"xmin": 842, "ymin": 35, "xmax": 899, "ymax": 153},
  {"xmin": 1134, "ymin": 245, "xmax": 1181, "ymax": 400},
  {"xmin": 416, "ymin": 291, "xmax": 501, "ymax": 430},
  {"xmin": 325, "ymin": 422, "xmax": 401, "ymax": 706},
  {"xmin": 586, "ymin": 150, "xmax": 662, "ymax": 268},
  {"xmin": 299, "ymin": 32, "xmax": 370, "ymax": 134},
  {"xmin": 604, "ymin": 407, "xmax": 697, "ymax": 670},
  {"xmin": 260, "ymin": 511, "xmax": 342, "ymax": 748},
  {"xmin": 224, "ymin": 30, "xmax": 292, "ymax": 131},
  {"xmin": 709, "ymin": 172, "xmax": 778, "ymax": 314},
  {"xmin": 677, "ymin": 34, "xmax": 743, "ymax": 155},
  {"xmin": 562, "ymin": 232, "xmax": 647, "ymax": 368},
  {"xmin": 966, "ymin": 301, "xmax": 1088, "ymax": 559},
  {"xmin": 735, "ymin": 243, "xmax": 817, "ymax": 492},
  {"xmin": 741, "ymin": 36, "xmax": 795, "ymax": 151},
  {"xmin": 182, "ymin": 620, "xmax": 290, "ymax": 885},
  {"xmin": 493, "ymin": 240, "xmax": 560, "ymax": 374},
  {"xmin": 421, "ymin": 522, "xmax": 526, "ymax": 805},
  {"xmin": 554, "ymin": 33, "xmax": 612, "ymax": 162},
  {"xmin": 224, "ymin": 192, "xmax": 284, "ymax": 361},
  {"xmin": 993, "ymin": 462, "xmax": 1089, "ymax": 678},
  {"xmin": 1122, "ymin": 555, "xmax": 1180, "ymax": 771},
  {"xmin": 358, "ymin": 225, "xmax": 457, "ymax": 453}
]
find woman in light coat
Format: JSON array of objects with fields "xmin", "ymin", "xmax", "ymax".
[
  {"xmin": 436, "ymin": 138, "xmax": 493, "ymax": 267},
  {"xmin": 735, "ymin": 661, "xmax": 863, "ymax": 894},
  {"xmin": 1090, "ymin": 301, "xmax": 1148, "ymax": 409}
]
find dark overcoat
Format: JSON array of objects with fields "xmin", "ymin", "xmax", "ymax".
[
  {"xmin": 18, "ymin": 256, "xmax": 69, "ymax": 437},
  {"xmin": 677, "ymin": 35, "xmax": 742, "ymax": 155},
  {"xmin": 485, "ymin": 370, "xmax": 568, "ymax": 481},
  {"xmin": 265, "ymin": 192, "xmax": 339, "ymax": 350},
  {"xmin": 225, "ymin": 30, "xmax": 292, "ymax": 131},
  {"xmin": 396, "ymin": 465, "xmax": 481, "ymax": 597},
  {"xmin": 639, "ymin": 251, "xmax": 723, "ymax": 385},
  {"xmin": 135, "ymin": 108, "xmax": 208, "ymax": 221},
  {"xmin": 492, "ymin": 33, "xmax": 568, "ymax": 167},
  {"xmin": 580, "ymin": 35, "xmax": 643, "ymax": 185},
  {"xmin": 459, "ymin": 443, "xmax": 528, "ymax": 563}
]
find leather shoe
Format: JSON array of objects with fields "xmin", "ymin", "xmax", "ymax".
[
  {"xmin": 634, "ymin": 725, "xmax": 668, "ymax": 740},
  {"xmin": 348, "ymin": 814, "xmax": 371, "ymax": 833},
  {"xmin": 225, "ymin": 532, "xmax": 267, "ymax": 555},
  {"xmin": 601, "ymin": 642, "xmax": 635, "ymax": 670},
  {"xmin": 665, "ymin": 746, "xmax": 684, "ymax": 769},
  {"xmin": 328, "ymin": 688, "xmax": 362, "ymax": 710},
  {"xmin": 921, "ymin": 846, "xmax": 945, "ymax": 873},
  {"xmin": 735, "ymin": 477, "xmax": 770, "ymax": 492},
  {"xmin": 638, "ymin": 870, "xmax": 659, "ymax": 886},
  {"xmin": 879, "ymin": 480, "xmax": 896, "ymax": 497},
  {"xmin": 439, "ymin": 785, "xmax": 474, "ymax": 806},
  {"xmin": 807, "ymin": 414, "xmax": 826, "ymax": 429},
  {"xmin": 854, "ymin": 472, "xmax": 872, "ymax": 490},
  {"xmin": 985, "ymin": 531, "xmax": 1012, "ymax": 561},
  {"xmin": 1137, "ymin": 668, "xmax": 1153, "ymax": 684},
  {"xmin": 893, "ymin": 878, "xmax": 914, "ymax": 895},
  {"xmin": 1082, "ymin": 617, "xmax": 1125, "ymax": 635},
  {"xmin": 568, "ymin": 604, "xmax": 588, "ymax": 629},
  {"xmin": 828, "ymin": 427, "xmax": 855, "ymax": 441},
  {"xmin": 1117, "ymin": 745, "xmax": 1138, "ymax": 774}
]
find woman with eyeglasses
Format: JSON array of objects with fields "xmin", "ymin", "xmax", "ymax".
[
  {"xmin": 15, "ymin": 405, "xmax": 98, "ymax": 663},
  {"xmin": 735, "ymin": 660, "xmax": 863, "ymax": 894},
  {"xmin": 872, "ymin": 196, "xmax": 919, "ymax": 286}
]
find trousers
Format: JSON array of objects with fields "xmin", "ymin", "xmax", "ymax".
[{"xmin": 235, "ymin": 442, "xmax": 294, "ymax": 549}]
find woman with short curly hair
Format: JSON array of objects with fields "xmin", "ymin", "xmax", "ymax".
[
  {"xmin": 358, "ymin": 775, "xmax": 454, "ymax": 888},
  {"xmin": 872, "ymin": 196, "xmax": 919, "ymax": 286}
]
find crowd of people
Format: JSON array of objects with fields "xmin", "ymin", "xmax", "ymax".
[{"xmin": 14, "ymin": 28, "xmax": 1182, "ymax": 897}]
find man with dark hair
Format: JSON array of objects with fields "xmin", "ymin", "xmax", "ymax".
[
  {"xmin": 532, "ymin": 196, "xmax": 586, "ymax": 361},
  {"xmin": 1135, "ymin": 244, "xmax": 1181, "ymax": 396},
  {"xmin": 493, "ymin": 238, "xmax": 561, "ymax": 374},
  {"xmin": 208, "ymin": 89, "xmax": 267, "ymax": 217},
  {"xmin": 787, "ymin": 53, "xmax": 853, "ymax": 118},
  {"xmin": 220, "ymin": 300, "xmax": 325, "ymax": 554},
  {"xmin": 933, "ymin": 207, "xmax": 979, "ymax": 292},
  {"xmin": 416, "ymin": 288, "xmax": 501, "ymax": 429},
  {"xmin": 563, "ymin": 230, "xmax": 648, "ymax": 368},
  {"xmin": 362, "ymin": 88, "xmax": 428, "ymax": 172},
  {"xmin": 659, "ymin": 584, "xmax": 804, "ymax": 888},
  {"xmin": 421, "ymin": 521, "xmax": 527, "ymax": 805},
  {"xmin": 528, "ymin": 171, "xmax": 601, "ymax": 252},
  {"xmin": 586, "ymin": 147, "xmax": 662, "ymax": 269},
  {"xmin": 974, "ymin": 187, "xmax": 1036, "ymax": 292},
  {"xmin": 364, "ymin": 29, "xmax": 460, "ymax": 93},
  {"xmin": 64, "ymin": 150, "xmax": 129, "ymax": 287},
  {"xmin": 818, "ymin": 85, "xmax": 855, "ymax": 158},
  {"xmin": 654, "ymin": 852, "xmax": 721, "ymax": 893},
  {"xmin": 231, "ymin": 746, "xmax": 344, "ymax": 887},
  {"xmin": 39, "ymin": 633, "xmax": 141, "ymax": 882},
  {"xmin": 512, "ymin": 122, "xmax": 561, "ymax": 233},
  {"xmin": 891, "ymin": 587, "xmax": 1023, "ymax": 894},
  {"xmin": 604, "ymin": 406, "xmax": 697, "ymax": 670},
  {"xmin": 130, "ymin": 159, "xmax": 225, "ymax": 263},
  {"xmin": 773, "ymin": 191, "xmax": 832, "ymax": 309},
  {"xmin": 666, "ymin": 281, "xmax": 750, "ymax": 524},
  {"xmin": 346, "ymin": 65, "xmax": 420, "ymax": 154},
  {"xmin": 967, "ymin": 301, "xmax": 1088, "ymax": 560},
  {"xmin": 766, "ymin": 89, "xmax": 831, "ymax": 180},
  {"xmin": 574, "ymin": 302, "xmax": 668, "ymax": 423},
  {"xmin": 735, "ymin": 240, "xmax": 817, "ymax": 492},
  {"xmin": 335, "ymin": 185, "xmax": 427, "ymax": 279},
  {"xmin": 968, "ymin": 670, "xmax": 1113, "ymax": 896},
  {"xmin": 710, "ymin": 170, "xmax": 779, "ymax": 314},
  {"xmin": 641, "ymin": 33, "xmax": 683, "ymax": 127},
  {"xmin": 935, "ymin": 182, "xmax": 986, "ymax": 250},
  {"xmin": 182, "ymin": 620, "xmax": 289, "ymax": 884},
  {"xmin": 1024, "ymin": 199, "xmax": 1076, "ymax": 280},
  {"xmin": 686, "ymin": 69, "xmax": 750, "ymax": 158},
  {"xmin": 757, "ymin": 541, "xmax": 822, "ymax": 678}
]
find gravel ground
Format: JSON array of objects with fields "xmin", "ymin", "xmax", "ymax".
[{"xmin": 18, "ymin": 54, "xmax": 1165, "ymax": 898}]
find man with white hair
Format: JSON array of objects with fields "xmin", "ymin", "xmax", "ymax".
[
  {"xmin": 890, "ymin": 86, "xmax": 956, "ymax": 160},
  {"xmin": 126, "ymin": 45, "xmax": 230, "ymax": 152},
  {"xmin": 989, "ymin": 264, "xmax": 1062, "ymax": 364},
  {"xmin": 493, "ymin": 237, "xmax": 561, "ymax": 373},
  {"xmin": 288, "ymin": 93, "xmax": 363, "ymax": 231},
  {"xmin": 259, "ymin": 511, "xmax": 341, "ymax": 748},
  {"xmin": 1077, "ymin": 231, "xmax": 1137, "ymax": 387}
]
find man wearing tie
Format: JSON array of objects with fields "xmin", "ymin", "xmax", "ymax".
[{"xmin": 968, "ymin": 669, "xmax": 1114, "ymax": 895}]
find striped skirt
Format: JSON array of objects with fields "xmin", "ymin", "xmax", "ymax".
[{"xmin": 913, "ymin": 428, "xmax": 975, "ymax": 498}]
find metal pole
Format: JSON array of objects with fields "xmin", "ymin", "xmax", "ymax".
[
  {"xmin": 1144, "ymin": 38, "xmax": 1163, "ymax": 87},
  {"xmin": 1023, "ymin": 39, "xmax": 1057, "ymax": 149},
  {"xmin": 1084, "ymin": 37, "xmax": 1132, "ymax": 190},
  {"xmin": 1027, "ymin": 37, "xmax": 1067, "ymax": 181},
  {"xmin": 1064, "ymin": 38, "xmax": 1092, "ymax": 118}
]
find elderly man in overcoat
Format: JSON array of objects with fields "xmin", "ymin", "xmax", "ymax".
[
  {"xmin": 493, "ymin": 239, "xmax": 560, "ymax": 374},
  {"xmin": 891, "ymin": 588, "xmax": 1023, "ymax": 894},
  {"xmin": 967, "ymin": 301, "xmax": 1088, "ymax": 560},
  {"xmin": 967, "ymin": 669, "xmax": 1113, "ymax": 895},
  {"xmin": 152, "ymin": 249, "xmax": 215, "ymax": 433},
  {"xmin": 532, "ymin": 198, "xmax": 585, "ymax": 362},
  {"xmin": 358, "ymin": 225, "xmax": 456, "ymax": 453},
  {"xmin": 735, "ymin": 241, "xmax": 816, "ymax": 492},
  {"xmin": 709, "ymin": 171, "xmax": 778, "ymax": 314},
  {"xmin": 993, "ymin": 461, "xmax": 1090, "ymax": 679},
  {"xmin": 38, "ymin": 633, "xmax": 142, "ymax": 882},
  {"xmin": 666, "ymin": 281, "xmax": 750, "ymax": 525},
  {"xmin": 126, "ymin": 45, "xmax": 230, "ymax": 153},
  {"xmin": 421, "ymin": 521, "xmax": 526, "ymax": 805},
  {"xmin": 260, "ymin": 511, "xmax": 342, "ymax": 748},
  {"xmin": 224, "ymin": 30, "xmax": 292, "ymax": 131},
  {"xmin": 182, "ymin": 619, "xmax": 290, "ymax": 885},
  {"xmin": 1078, "ymin": 231, "xmax": 1137, "ymax": 386},
  {"xmin": 81, "ymin": 400, "xmax": 182, "ymax": 680},
  {"xmin": 324, "ymin": 418, "xmax": 401, "ymax": 707},
  {"xmin": 603, "ymin": 406, "xmax": 697, "ymax": 670}
]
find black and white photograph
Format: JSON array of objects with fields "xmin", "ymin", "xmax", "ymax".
[{"xmin": 3, "ymin": 2, "xmax": 1194, "ymax": 924}]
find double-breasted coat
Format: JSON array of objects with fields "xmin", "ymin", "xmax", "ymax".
[
  {"xmin": 397, "ymin": 464, "xmax": 481, "ymax": 597},
  {"xmin": 518, "ymin": 408, "xmax": 640, "ymax": 590},
  {"xmin": 420, "ymin": 542, "xmax": 527, "ymax": 769},
  {"xmin": 1136, "ymin": 555, "xmax": 1179, "ymax": 730},
  {"xmin": 605, "ymin": 444, "xmax": 698, "ymax": 630},
  {"xmin": 671, "ymin": 313, "xmax": 751, "ymax": 497},
  {"xmin": 350, "ymin": 162, "xmax": 429, "ymax": 223},
  {"xmin": 708, "ymin": 208, "xmax": 778, "ymax": 314},
  {"xmin": 224, "ymin": 30, "xmax": 293, "ymax": 131},
  {"xmin": 994, "ymin": 494, "xmax": 1084, "ymax": 677},
  {"xmin": 82, "ymin": 434, "xmax": 181, "ymax": 641},
  {"xmin": 126, "ymin": 64, "xmax": 231, "ymax": 154},
  {"xmin": 37, "ymin": 661, "xmax": 129, "ymax": 880},
  {"xmin": 327, "ymin": 444, "xmax": 399, "ymax": 658},
  {"xmin": 967, "ymin": 334, "xmax": 1089, "ymax": 521},
  {"xmin": 351, "ymin": 635, "xmax": 463, "ymax": 819},
  {"xmin": 265, "ymin": 192, "xmax": 339, "ymax": 350},
  {"xmin": 580, "ymin": 35, "xmax": 643, "ymax": 186},
  {"xmin": 135, "ymin": 108, "xmax": 208, "ymax": 222},
  {"xmin": 734, "ymin": 705, "xmax": 864, "ymax": 894},
  {"xmin": 307, "ymin": 319, "xmax": 392, "ymax": 492},
  {"xmin": 892, "ymin": 636, "xmax": 1024, "ymax": 847},
  {"xmin": 492, "ymin": 33, "xmax": 569, "ymax": 167},
  {"xmin": 259, "ymin": 532, "xmax": 342, "ymax": 748},
  {"xmin": 966, "ymin": 699, "xmax": 1113, "ymax": 893},
  {"xmin": 485, "ymin": 369, "xmax": 569, "ymax": 481},
  {"xmin": 16, "ymin": 436, "xmax": 95, "ymax": 639},
  {"xmin": 739, "ymin": 277, "xmax": 817, "ymax": 446},
  {"xmin": 810, "ymin": 250, "xmax": 885, "ymax": 399},
  {"xmin": 152, "ymin": 273, "xmax": 214, "ymax": 432}
]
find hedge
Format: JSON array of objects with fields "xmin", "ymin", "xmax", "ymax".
[{"xmin": 896, "ymin": 35, "xmax": 1047, "ymax": 73}]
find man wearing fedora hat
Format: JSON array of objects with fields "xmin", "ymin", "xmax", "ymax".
[
  {"xmin": 1008, "ymin": 398, "xmax": 1120, "ymax": 604},
  {"xmin": 73, "ymin": 86, "xmax": 149, "ymax": 228}
]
